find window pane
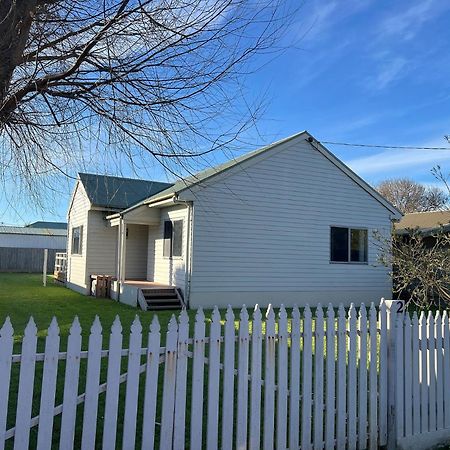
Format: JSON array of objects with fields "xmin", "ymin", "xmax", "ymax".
[
  {"xmin": 172, "ymin": 220, "xmax": 183, "ymax": 257},
  {"xmin": 330, "ymin": 227, "xmax": 349, "ymax": 262},
  {"xmin": 71, "ymin": 226, "xmax": 82, "ymax": 254},
  {"xmin": 350, "ymin": 229, "xmax": 368, "ymax": 262},
  {"xmin": 163, "ymin": 221, "xmax": 172, "ymax": 257}
]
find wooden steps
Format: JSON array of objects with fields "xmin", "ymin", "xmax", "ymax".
[{"xmin": 138, "ymin": 287, "xmax": 184, "ymax": 310}]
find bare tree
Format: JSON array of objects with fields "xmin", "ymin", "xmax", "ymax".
[
  {"xmin": 376, "ymin": 178, "xmax": 448, "ymax": 213},
  {"xmin": 375, "ymin": 228, "xmax": 450, "ymax": 308},
  {"xmin": 0, "ymin": 0, "xmax": 295, "ymax": 208}
]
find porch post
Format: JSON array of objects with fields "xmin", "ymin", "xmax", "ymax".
[{"xmin": 119, "ymin": 219, "xmax": 127, "ymax": 284}]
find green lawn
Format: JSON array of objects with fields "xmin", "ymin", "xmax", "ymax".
[{"xmin": 0, "ymin": 274, "xmax": 209, "ymax": 449}]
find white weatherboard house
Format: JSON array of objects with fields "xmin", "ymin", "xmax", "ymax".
[{"xmin": 66, "ymin": 131, "xmax": 401, "ymax": 309}]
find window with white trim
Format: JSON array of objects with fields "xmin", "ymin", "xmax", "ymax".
[
  {"xmin": 71, "ymin": 225, "xmax": 83, "ymax": 255},
  {"xmin": 330, "ymin": 227, "xmax": 367, "ymax": 263},
  {"xmin": 163, "ymin": 220, "xmax": 183, "ymax": 258}
]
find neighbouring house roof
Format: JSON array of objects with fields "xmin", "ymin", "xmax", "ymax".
[
  {"xmin": 0, "ymin": 226, "xmax": 67, "ymax": 236},
  {"xmin": 26, "ymin": 221, "xmax": 67, "ymax": 230},
  {"xmin": 395, "ymin": 210, "xmax": 450, "ymax": 235},
  {"xmin": 140, "ymin": 131, "xmax": 402, "ymax": 218},
  {"xmin": 78, "ymin": 173, "xmax": 173, "ymax": 210}
]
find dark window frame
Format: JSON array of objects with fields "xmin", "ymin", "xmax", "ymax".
[
  {"xmin": 330, "ymin": 226, "xmax": 368, "ymax": 264},
  {"xmin": 71, "ymin": 225, "xmax": 83, "ymax": 255},
  {"xmin": 163, "ymin": 220, "xmax": 183, "ymax": 258}
]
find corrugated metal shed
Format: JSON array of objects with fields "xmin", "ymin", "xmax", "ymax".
[
  {"xmin": 0, "ymin": 226, "xmax": 67, "ymax": 236},
  {"xmin": 0, "ymin": 226, "xmax": 67, "ymax": 249}
]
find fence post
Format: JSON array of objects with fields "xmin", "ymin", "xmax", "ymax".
[{"xmin": 382, "ymin": 298, "xmax": 405, "ymax": 449}]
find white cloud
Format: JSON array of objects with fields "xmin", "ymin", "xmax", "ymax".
[
  {"xmin": 378, "ymin": 0, "xmax": 448, "ymax": 41},
  {"xmin": 371, "ymin": 57, "xmax": 408, "ymax": 90}
]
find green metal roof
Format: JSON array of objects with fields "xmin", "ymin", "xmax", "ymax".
[
  {"xmin": 79, "ymin": 173, "xmax": 173, "ymax": 210},
  {"xmin": 26, "ymin": 221, "xmax": 67, "ymax": 230}
]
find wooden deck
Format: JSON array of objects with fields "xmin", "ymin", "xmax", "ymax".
[{"xmin": 123, "ymin": 280, "xmax": 172, "ymax": 290}]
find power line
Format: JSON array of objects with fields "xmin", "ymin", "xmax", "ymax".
[{"xmin": 320, "ymin": 140, "xmax": 450, "ymax": 151}]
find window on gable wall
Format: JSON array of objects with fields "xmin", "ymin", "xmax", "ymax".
[
  {"xmin": 163, "ymin": 220, "xmax": 183, "ymax": 258},
  {"xmin": 330, "ymin": 226, "xmax": 367, "ymax": 263},
  {"xmin": 71, "ymin": 225, "xmax": 83, "ymax": 255}
]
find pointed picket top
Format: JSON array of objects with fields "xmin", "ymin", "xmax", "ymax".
[
  {"xmin": 253, "ymin": 304, "xmax": 262, "ymax": 322},
  {"xmin": 265, "ymin": 303, "xmax": 275, "ymax": 320},
  {"xmin": 90, "ymin": 315, "xmax": 102, "ymax": 335},
  {"xmin": 47, "ymin": 317, "xmax": 60, "ymax": 337},
  {"xmin": 211, "ymin": 305, "xmax": 221, "ymax": 324},
  {"xmin": 337, "ymin": 303, "xmax": 345, "ymax": 320},
  {"xmin": 412, "ymin": 311, "xmax": 419, "ymax": 326},
  {"xmin": 24, "ymin": 316, "xmax": 38, "ymax": 336},
  {"xmin": 178, "ymin": 308, "xmax": 189, "ymax": 327},
  {"xmin": 195, "ymin": 307, "xmax": 205, "ymax": 324},
  {"xmin": 147, "ymin": 314, "xmax": 158, "ymax": 333},
  {"xmin": 435, "ymin": 310, "xmax": 441, "ymax": 322},
  {"xmin": 419, "ymin": 310, "xmax": 426, "ymax": 325},
  {"xmin": 292, "ymin": 305, "xmax": 300, "ymax": 322},
  {"xmin": 130, "ymin": 315, "xmax": 142, "ymax": 334},
  {"xmin": 369, "ymin": 302, "xmax": 377, "ymax": 320},
  {"xmin": 225, "ymin": 305, "xmax": 235, "ymax": 323},
  {"xmin": 316, "ymin": 303, "xmax": 324, "ymax": 320},
  {"xmin": 359, "ymin": 303, "xmax": 367, "ymax": 320},
  {"xmin": 405, "ymin": 310, "xmax": 411, "ymax": 327},
  {"xmin": 0, "ymin": 316, "xmax": 13, "ymax": 337},
  {"xmin": 279, "ymin": 304, "xmax": 287, "ymax": 322},
  {"xmin": 168, "ymin": 314, "xmax": 178, "ymax": 333},
  {"xmin": 427, "ymin": 310, "xmax": 435, "ymax": 326},
  {"xmin": 111, "ymin": 315, "xmax": 122, "ymax": 334},
  {"xmin": 327, "ymin": 303, "xmax": 335, "ymax": 319},
  {"xmin": 348, "ymin": 303, "xmax": 356, "ymax": 321},
  {"xmin": 304, "ymin": 304, "xmax": 312, "ymax": 320},
  {"xmin": 240, "ymin": 305, "xmax": 249, "ymax": 321}
]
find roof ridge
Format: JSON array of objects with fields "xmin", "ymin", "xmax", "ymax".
[{"xmin": 78, "ymin": 172, "xmax": 172, "ymax": 185}]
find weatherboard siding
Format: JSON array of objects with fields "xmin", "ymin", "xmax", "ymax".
[
  {"xmin": 85, "ymin": 210, "xmax": 117, "ymax": 278},
  {"xmin": 125, "ymin": 224, "xmax": 148, "ymax": 279},
  {"xmin": 149, "ymin": 205, "xmax": 188, "ymax": 289},
  {"xmin": 66, "ymin": 183, "xmax": 89, "ymax": 294},
  {"xmin": 186, "ymin": 139, "xmax": 393, "ymax": 308}
]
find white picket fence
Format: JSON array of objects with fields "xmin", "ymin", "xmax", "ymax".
[{"xmin": 0, "ymin": 301, "xmax": 449, "ymax": 449}]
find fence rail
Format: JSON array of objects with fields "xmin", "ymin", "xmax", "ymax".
[{"xmin": 0, "ymin": 301, "xmax": 449, "ymax": 449}]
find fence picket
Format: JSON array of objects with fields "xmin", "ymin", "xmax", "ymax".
[
  {"xmin": 81, "ymin": 316, "xmax": 103, "ymax": 450},
  {"xmin": 190, "ymin": 309, "xmax": 205, "ymax": 450},
  {"xmin": 412, "ymin": 313, "xmax": 421, "ymax": 435},
  {"xmin": 435, "ymin": 312, "xmax": 444, "ymax": 430},
  {"xmin": 336, "ymin": 304, "xmax": 346, "ymax": 450},
  {"xmin": 263, "ymin": 305, "xmax": 276, "ymax": 450},
  {"xmin": 141, "ymin": 316, "xmax": 161, "ymax": 450},
  {"xmin": 428, "ymin": 311, "xmax": 437, "ymax": 432},
  {"xmin": 36, "ymin": 318, "xmax": 60, "ymax": 450},
  {"xmin": 347, "ymin": 304, "xmax": 357, "ymax": 450},
  {"xmin": 160, "ymin": 315, "xmax": 179, "ymax": 450},
  {"xmin": 236, "ymin": 306, "xmax": 250, "ymax": 450},
  {"xmin": 122, "ymin": 316, "xmax": 143, "ymax": 450},
  {"xmin": 289, "ymin": 307, "xmax": 301, "ymax": 450},
  {"xmin": 173, "ymin": 309, "xmax": 190, "ymax": 450},
  {"xmin": 395, "ymin": 313, "xmax": 404, "ymax": 441},
  {"xmin": 420, "ymin": 312, "xmax": 429, "ymax": 433},
  {"xmin": 301, "ymin": 305, "xmax": 313, "ymax": 450},
  {"xmin": 14, "ymin": 317, "xmax": 37, "ymax": 450},
  {"xmin": 102, "ymin": 316, "xmax": 123, "ymax": 450},
  {"xmin": 59, "ymin": 317, "xmax": 82, "ymax": 450},
  {"xmin": 249, "ymin": 305, "xmax": 262, "ymax": 450},
  {"xmin": 324, "ymin": 305, "xmax": 335, "ymax": 450},
  {"xmin": 443, "ymin": 311, "xmax": 450, "ymax": 429},
  {"xmin": 404, "ymin": 314, "xmax": 412, "ymax": 437},
  {"xmin": 358, "ymin": 304, "xmax": 368, "ymax": 450},
  {"xmin": 277, "ymin": 305, "xmax": 288, "ymax": 450},
  {"xmin": 313, "ymin": 304, "xmax": 324, "ymax": 450},
  {"xmin": 0, "ymin": 318, "xmax": 13, "ymax": 450},
  {"xmin": 368, "ymin": 303, "xmax": 378, "ymax": 450},
  {"xmin": 206, "ymin": 307, "xmax": 222, "ymax": 450},
  {"xmin": 378, "ymin": 301, "xmax": 388, "ymax": 446},
  {"xmin": 221, "ymin": 306, "xmax": 235, "ymax": 450}
]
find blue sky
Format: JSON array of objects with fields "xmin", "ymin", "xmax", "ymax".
[{"xmin": 2, "ymin": 0, "xmax": 450, "ymax": 225}]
